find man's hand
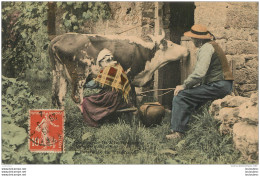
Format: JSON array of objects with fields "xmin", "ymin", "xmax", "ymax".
[{"xmin": 174, "ymin": 85, "xmax": 184, "ymax": 96}]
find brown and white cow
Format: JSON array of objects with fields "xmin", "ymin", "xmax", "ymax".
[{"xmin": 48, "ymin": 32, "xmax": 189, "ymax": 109}]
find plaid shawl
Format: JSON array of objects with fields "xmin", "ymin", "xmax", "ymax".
[{"xmin": 94, "ymin": 64, "xmax": 131, "ymax": 103}]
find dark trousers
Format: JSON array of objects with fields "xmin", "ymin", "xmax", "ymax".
[{"xmin": 170, "ymin": 80, "xmax": 233, "ymax": 133}]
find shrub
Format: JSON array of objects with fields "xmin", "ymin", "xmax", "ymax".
[
  {"xmin": 57, "ymin": 2, "xmax": 111, "ymax": 33},
  {"xmin": 2, "ymin": 2, "xmax": 51, "ymax": 79},
  {"xmin": 2, "ymin": 76, "xmax": 50, "ymax": 164}
]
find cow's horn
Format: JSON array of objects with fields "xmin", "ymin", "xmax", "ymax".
[
  {"xmin": 157, "ymin": 29, "xmax": 165, "ymax": 43},
  {"xmin": 147, "ymin": 29, "xmax": 165, "ymax": 45},
  {"xmin": 147, "ymin": 35, "xmax": 157, "ymax": 44}
]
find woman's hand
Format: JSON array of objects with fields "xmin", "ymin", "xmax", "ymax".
[{"xmin": 174, "ymin": 85, "xmax": 184, "ymax": 96}]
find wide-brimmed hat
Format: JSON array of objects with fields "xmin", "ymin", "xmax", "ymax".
[{"xmin": 184, "ymin": 24, "xmax": 213, "ymax": 40}]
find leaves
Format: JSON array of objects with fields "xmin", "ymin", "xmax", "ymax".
[
  {"xmin": 59, "ymin": 2, "xmax": 111, "ymax": 32},
  {"xmin": 2, "ymin": 123, "xmax": 27, "ymax": 146},
  {"xmin": 2, "ymin": 2, "xmax": 50, "ymax": 78}
]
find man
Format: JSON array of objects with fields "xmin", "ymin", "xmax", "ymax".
[
  {"xmin": 81, "ymin": 49, "xmax": 132, "ymax": 127},
  {"xmin": 166, "ymin": 24, "xmax": 234, "ymax": 139}
]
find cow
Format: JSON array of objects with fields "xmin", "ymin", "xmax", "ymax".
[{"xmin": 48, "ymin": 31, "xmax": 189, "ymax": 109}]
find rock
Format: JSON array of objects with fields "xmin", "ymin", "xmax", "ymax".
[
  {"xmin": 233, "ymin": 122, "xmax": 258, "ymax": 159},
  {"xmin": 250, "ymin": 92, "xmax": 258, "ymax": 105},
  {"xmin": 217, "ymin": 107, "xmax": 240, "ymax": 134},
  {"xmin": 210, "ymin": 93, "xmax": 259, "ymax": 160},
  {"xmin": 238, "ymin": 101, "xmax": 258, "ymax": 123},
  {"xmin": 209, "ymin": 95, "xmax": 249, "ymax": 117},
  {"xmin": 209, "ymin": 98, "xmax": 223, "ymax": 117},
  {"xmin": 221, "ymin": 95, "xmax": 249, "ymax": 107},
  {"xmin": 218, "ymin": 107, "xmax": 240, "ymax": 122}
]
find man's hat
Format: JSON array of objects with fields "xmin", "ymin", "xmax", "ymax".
[{"xmin": 184, "ymin": 24, "xmax": 213, "ymax": 40}]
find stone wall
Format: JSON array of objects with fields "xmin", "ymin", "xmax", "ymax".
[
  {"xmin": 195, "ymin": 2, "xmax": 258, "ymax": 97},
  {"xmin": 210, "ymin": 93, "xmax": 258, "ymax": 161},
  {"xmin": 54, "ymin": 2, "xmax": 258, "ymax": 97}
]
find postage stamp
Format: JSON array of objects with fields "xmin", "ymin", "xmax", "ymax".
[{"xmin": 29, "ymin": 109, "xmax": 65, "ymax": 153}]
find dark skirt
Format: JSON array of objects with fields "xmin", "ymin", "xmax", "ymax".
[{"xmin": 82, "ymin": 90, "xmax": 129, "ymax": 127}]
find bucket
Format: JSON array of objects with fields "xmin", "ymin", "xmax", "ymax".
[{"xmin": 139, "ymin": 102, "xmax": 165, "ymax": 127}]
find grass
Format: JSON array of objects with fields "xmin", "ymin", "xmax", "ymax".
[{"xmin": 28, "ymin": 82, "xmax": 257, "ymax": 165}]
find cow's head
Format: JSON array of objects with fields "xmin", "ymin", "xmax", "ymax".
[{"xmin": 132, "ymin": 30, "xmax": 189, "ymax": 87}]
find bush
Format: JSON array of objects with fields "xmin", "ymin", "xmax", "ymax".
[
  {"xmin": 57, "ymin": 2, "xmax": 111, "ymax": 33},
  {"xmin": 2, "ymin": 76, "xmax": 50, "ymax": 164},
  {"xmin": 2, "ymin": 2, "xmax": 51, "ymax": 79}
]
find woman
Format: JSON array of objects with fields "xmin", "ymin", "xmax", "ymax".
[
  {"xmin": 81, "ymin": 49, "xmax": 132, "ymax": 127},
  {"xmin": 166, "ymin": 24, "xmax": 234, "ymax": 139}
]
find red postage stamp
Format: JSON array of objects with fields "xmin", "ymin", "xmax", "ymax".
[{"xmin": 29, "ymin": 109, "xmax": 65, "ymax": 153}]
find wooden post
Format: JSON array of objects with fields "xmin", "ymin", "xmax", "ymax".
[
  {"xmin": 153, "ymin": 2, "xmax": 161, "ymax": 101},
  {"xmin": 47, "ymin": 2, "xmax": 56, "ymax": 40}
]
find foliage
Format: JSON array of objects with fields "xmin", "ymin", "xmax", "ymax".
[
  {"xmin": 2, "ymin": 2, "xmax": 51, "ymax": 80},
  {"xmin": 2, "ymin": 76, "xmax": 48, "ymax": 127},
  {"xmin": 2, "ymin": 76, "xmax": 49, "ymax": 164},
  {"xmin": 2, "ymin": 78, "xmax": 249, "ymax": 164},
  {"xmin": 175, "ymin": 105, "xmax": 241, "ymax": 164},
  {"xmin": 57, "ymin": 2, "xmax": 111, "ymax": 33}
]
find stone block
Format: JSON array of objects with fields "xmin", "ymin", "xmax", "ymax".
[
  {"xmin": 227, "ymin": 2, "xmax": 258, "ymax": 9},
  {"xmin": 235, "ymin": 69, "xmax": 249, "ymax": 84},
  {"xmin": 239, "ymin": 84, "xmax": 258, "ymax": 92},
  {"xmin": 242, "ymin": 91, "xmax": 258, "ymax": 98},
  {"xmin": 225, "ymin": 28, "xmax": 251, "ymax": 41},
  {"xmin": 227, "ymin": 55, "xmax": 245, "ymax": 69},
  {"xmin": 142, "ymin": 2, "xmax": 155, "ymax": 10},
  {"xmin": 226, "ymin": 7, "xmax": 258, "ymax": 29},
  {"xmin": 251, "ymin": 31, "xmax": 258, "ymax": 42},
  {"xmin": 214, "ymin": 39, "xmax": 227, "ymax": 52},
  {"xmin": 245, "ymin": 57, "xmax": 258, "ymax": 69},
  {"xmin": 245, "ymin": 54, "xmax": 258, "ymax": 61},
  {"xmin": 226, "ymin": 41, "xmax": 258, "ymax": 55},
  {"xmin": 218, "ymin": 107, "xmax": 240, "ymax": 122},
  {"xmin": 142, "ymin": 11, "xmax": 154, "ymax": 18},
  {"xmin": 195, "ymin": 2, "xmax": 228, "ymax": 8},
  {"xmin": 236, "ymin": 68, "xmax": 258, "ymax": 85},
  {"xmin": 233, "ymin": 122, "xmax": 258, "ymax": 159},
  {"xmin": 210, "ymin": 27, "xmax": 226, "ymax": 40},
  {"xmin": 194, "ymin": 6, "xmax": 228, "ymax": 28},
  {"xmin": 238, "ymin": 101, "xmax": 258, "ymax": 123},
  {"xmin": 250, "ymin": 92, "xmax": 258, "ymax": 105}
]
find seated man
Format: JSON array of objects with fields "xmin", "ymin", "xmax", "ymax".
[
  {"xmin": 81, "ymin": 49, "xmax": 132, "ymax": 127},
  {"xmin": 166, "ymin": 24, "xmax": 234, "ymax": 139}
]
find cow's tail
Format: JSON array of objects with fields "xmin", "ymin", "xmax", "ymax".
[
  {"xmin": 48, "ymin": 35, "xmax": 62, "ymax": 71},
  {"xmin": 48, "ymin": 35, "xmax": 67, "ymax": 109}
]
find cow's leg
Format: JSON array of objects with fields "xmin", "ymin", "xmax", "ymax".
[
  {"xmin": 51, "ymin": 70, "xmax": 59, "ymax": 107},
  {"xmin": 51, "ymin": 60, "xmax": 67, "ymax": 109},
  {"xmin": 71, "ymin": 76, "xmax": 85, "ymax": 105},
  {"xmin": 71, "ymin": 64, "xmax": 90, "ymax": 106},
  {"xmin": 57, "ymin": 74, "xmax": 67, "ymax": 109}
]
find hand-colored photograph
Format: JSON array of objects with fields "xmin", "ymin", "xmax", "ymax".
[{"xmin": 2, "ymin": 1, "xmax": 258, "ymax": 169}]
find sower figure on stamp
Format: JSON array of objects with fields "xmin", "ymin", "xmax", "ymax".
[
  {"xmin": 166, "ymin": 24, "xmax": 234, "ymax": 139},
  {"xmin": 35, "ymin": 113, "xmax": 60, "ymax": 148}
]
